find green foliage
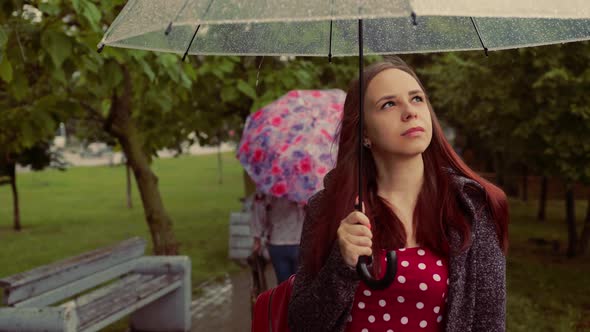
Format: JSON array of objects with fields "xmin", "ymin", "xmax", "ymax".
[
  {"xmin": 528, "ymin": 43, "xmax": 590, "ymax": 183},
  {"xmin": 421, "ymin": 43, "xmax": 590, "ymax": 184},
  {"xmin": 42, "ymin": 29, "xmax": 72, "ymax": 69},
  {"xmin": 0, "ymin": 0, "xmax": 370, "ymax": 159},
  {"xmin": 0, "ymin": 57, "xmax": 12, "ymax": 82}
]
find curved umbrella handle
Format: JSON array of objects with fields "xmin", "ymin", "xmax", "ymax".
[{"xmin": 356, "ymin": 251, "xmax": 397, "ymax": 290}]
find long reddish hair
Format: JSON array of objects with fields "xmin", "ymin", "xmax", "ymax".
[{"xmin": 306, "ymin": 57, "xmax": 509, "ymax": 275}]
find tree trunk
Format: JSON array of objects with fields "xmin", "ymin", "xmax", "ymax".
[
  {"xmin": 537, "ymin": 176, "xmax": 548, "ymax": 222},
  {"xmin": 493, "ymin": 152, "xmax": 505, "ymax": 187},
  {"xmin": 7, "ymin": 162, "xmax": 21, "ymax": 231},
  {"xmin": 104, "ymin": 66, "xmax": 178, "ymax": 255},
  {"xmin": 126, "ymin": 161, "xmax": 133, "ymax": 209},
  {"xmin": 217, "ymin": 141, "xmax": 223, "ymax": 185},
  {"xmin": 565, "ymin": 184, "xmax": 577, "ymax": 258},
  {"xmin": 578, "ymin": 192, "xmax": 590, "ymax": 255},
  {"xmin": 521, "ymin": 165, "xmax": 528, "ymax": 202}
]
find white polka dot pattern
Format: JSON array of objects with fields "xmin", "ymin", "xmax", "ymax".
[{"xmin": 346, "ymin": 247, "xmax": 448, "ymax": 332}]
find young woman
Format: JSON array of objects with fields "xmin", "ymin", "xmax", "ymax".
[{"xmin": 288, "ymin": 56, "xmax": 509, "ymax": 332}]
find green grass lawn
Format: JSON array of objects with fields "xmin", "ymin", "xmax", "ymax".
[
  {"xmin": 0, "ymin": 152, "xmax": 244, "ymax": 286},
  {"xmin": 0, "ymin": 153, "xmax": 589, "ymax": 331},
  {"xmin": 507, "ymin": 199, "xmax": 590, "ymax": 332}
]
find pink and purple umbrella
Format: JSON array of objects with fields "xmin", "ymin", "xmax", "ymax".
[{"xmin": 237, "ymin": 89, "xmax": 345, "ymax": 204}]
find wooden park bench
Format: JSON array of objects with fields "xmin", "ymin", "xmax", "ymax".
[{"xmin": 0, "ymin": 237, "xmax": 191, "ymax": 332}]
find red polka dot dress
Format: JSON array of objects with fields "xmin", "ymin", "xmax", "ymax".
[{"xmin": 344, "ymin": 247, "xmax": 449, "ymax": 332}]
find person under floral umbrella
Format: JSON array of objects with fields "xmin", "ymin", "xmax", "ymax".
[{"xmin": 251, "ymin": 191, "xmax": 305, "ymax": 284}]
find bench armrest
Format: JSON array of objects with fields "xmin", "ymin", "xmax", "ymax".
[
  {"xmin": 0, "ymin": 303, "xmax": 78, "ymax": 332},
  {"xmin": 132, "ymin": 256, "xmax": 191, "ymax": 276},
  {"xmin": 130, "ymin": 256, "xmax": 192, "ymax": 332}
]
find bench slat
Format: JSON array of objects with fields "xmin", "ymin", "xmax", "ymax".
[
  {"xmin": 74, "ymin": 273, "xmax": 145, "ymax": 308},
  {"xmin": 14, "ymin": 259, "xmax": 140, "ymax": 308},
  {"xmin": 0, "ymin": 237, "xmax": 146, "ymax": 306},
  {"xmin": 76, "ymin": 274, "xmax": 154, "ymax": 319},
  {"xmin": 77, "ymin": 274, "xmax": 182, "ymax": 332}
]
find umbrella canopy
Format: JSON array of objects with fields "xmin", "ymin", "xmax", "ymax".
[
  {"xmin": 100, "ymin": 0, "xmax": 590, "ymax": 57},
  {"xmin": 237, "ymin": 89, "xmax": 345, "ymax": 204}
]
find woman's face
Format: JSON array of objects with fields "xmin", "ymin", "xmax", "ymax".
[{"xmin": 363, "ymin": 68, "xmax": 433, "ymax": 157}]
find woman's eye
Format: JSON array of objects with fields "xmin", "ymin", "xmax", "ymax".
[
  {"xmin": 412, "ymin": 96, "xmax": 424, "ymax": 102},
  {"xmin": 381, "ymin": 101, "xmax": 395, "ymax": 109}
]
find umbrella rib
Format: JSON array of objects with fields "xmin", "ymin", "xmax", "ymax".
[
  {"xmin": 328, "ymin": 20, "xmax": 334, "ymax": 62},
  {"xmin": 182, "ymin": 0, "xmax": 216, "ymax": 61},
  {"xmin": 470, "ymin": 17, "xmax": 489, "ymax": 56},
  {"xmin": 328, "ymin": 0, "xmax": 335, "ymax": 62},
  {"xmin": 165, "ymin": 0, "xmax": 191, "ymax": 35},
  {"xmin": 182, "ymin": 25, "xmax": 201, "ymax": 61}
]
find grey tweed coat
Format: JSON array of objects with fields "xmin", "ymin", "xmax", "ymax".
[{"xmin": 287, "ymin": 171, "xmax": 506, "ymax": 332}]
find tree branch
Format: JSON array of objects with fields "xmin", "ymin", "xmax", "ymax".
[
  {"xmin": 103, "ymin": 90, "xmax": 118, "ymax": 135},
  {"xmin": 78, "ymin": 100, "xmax": 105, "ymax": 125},
  {"xmin": 104, "ymin": 64, "xmax": 133, "ymax": 138},
  {"xmin": 15, "ymin": 27, "xmax": 26, "ymax": 62}
]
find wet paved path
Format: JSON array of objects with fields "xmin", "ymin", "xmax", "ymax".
[{"xmin": 190, "ymin": 265, "xmax": 277, "ymax": 331}]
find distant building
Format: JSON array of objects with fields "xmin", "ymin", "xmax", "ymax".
[{"xmin": 53, "ymin": 122, "xmax": 67, "ymax": 149}]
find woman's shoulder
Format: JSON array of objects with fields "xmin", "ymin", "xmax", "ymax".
[
  {"xmin": 446, "ymin": 168, "xmax": 487, "ymax": 207},
  {"xmin": 304, "ymin": 169, "xmax": 336, "ymax": 215},
  {"xmin": 445, "ymin": 170, "xmax": 495, "ymax": 232},
  {"xmin": 304, "ymin": 189, "xmax": 326, "ymax": 221}
]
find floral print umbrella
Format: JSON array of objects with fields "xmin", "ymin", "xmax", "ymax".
[{"xmin": 237, "ymin": 89, "xmax": 345, "ymax": 204}]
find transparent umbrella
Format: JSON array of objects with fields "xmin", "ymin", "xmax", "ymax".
[
  {"xmin": 99, "ymin": 0, "xmax": 590, "ymax": 289},
  {"xmin": 99, "ymin": 0, "xmax": 590, "ymax": 57}
]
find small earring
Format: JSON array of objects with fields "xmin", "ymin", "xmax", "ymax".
[{"xmin": 363, "ymin": 139, "xmax": 371, "ymax": 148}]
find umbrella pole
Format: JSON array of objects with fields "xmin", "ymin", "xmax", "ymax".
[
  {"xmin": 355, "ymin": 19, "xmax": 397, "ymax": 290},
  {"xmin": 356, "ymin": 19, "xmax": 364, "ymax": 213}
]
